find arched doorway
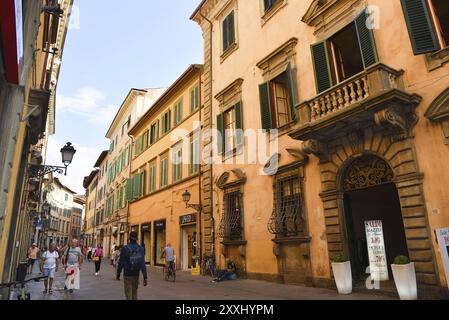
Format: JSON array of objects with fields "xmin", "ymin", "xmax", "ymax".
[{"xmin": 340, "ymin": 155, "xmax": 409, "ymax": 283}]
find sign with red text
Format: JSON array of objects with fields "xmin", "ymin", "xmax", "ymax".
[
  {"xmin": 436, "ymin": 228, "xmax": 449, "ymax": 290},
  {"xmin": 365, "ymin": 220, "xmax": 389, "ymax": 281}
]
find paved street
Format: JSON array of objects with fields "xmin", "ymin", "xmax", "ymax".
[{"xmin": 19, "ymin": 261, "xmax": 393, "ymax": 300}]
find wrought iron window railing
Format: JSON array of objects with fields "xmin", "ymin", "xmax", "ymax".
[
  {"xmin": 268, "ymin": 173, "xmax": 305, "ymax": 238},
  {"xmin": 218, "ymin": 188, "xmax": 244, "ymax": 241}
]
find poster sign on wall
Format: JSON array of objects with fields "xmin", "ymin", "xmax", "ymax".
[
  {"xmin": 365, "ymin": 220, "xmax": 389, "ymax": 281},
  {"xmin": 436, "ymin": 228, "xmax": 449, "ymax": 290}
]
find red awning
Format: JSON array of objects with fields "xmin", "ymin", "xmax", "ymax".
[{"xmin": 0, "ymin": 0, "xmax": 23, "ymax": 84}]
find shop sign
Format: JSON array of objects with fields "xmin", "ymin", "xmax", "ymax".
[
  {"xmin": 155, "ymin": 220, "xmax": 165, "ymax": 230},
  {"xmin": 365, "ymin": 220, "xmax": 389, "ymax": 281},
  {"xmin": 141, "ymin": 224, "xmax": 151, "ymax": 232},
  {"xmin": 436, "ymin": 228, "xmax": 449, "ymax": 290},
  {"xmin": 180, "ymin": 213, "xmax": 196, "ymax": 226}
]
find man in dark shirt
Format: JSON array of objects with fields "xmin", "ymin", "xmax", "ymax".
[
  {"xmin": 116, "ymin": 232, "xmax": 148, "ymax": 300},
  {"xmin": 212, "ymin": 260, "xmax": 237, "ymax": 282}
]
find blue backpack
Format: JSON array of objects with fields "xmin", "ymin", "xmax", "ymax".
[{"xmin": 126, "ymin": 246, "xmax": 143, "ymax": 272}]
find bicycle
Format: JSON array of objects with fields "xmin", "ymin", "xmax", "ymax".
[
  {"xmin": 204, "ymin": 255, "xmax": 218, "ymax": 278},
  {"xmin": 163, "ymin": 260, "xmax": 176, "ymax": 282},
  {"xmin": 0, "ymin": 275, "xmax": 48, "ymax": 300}
]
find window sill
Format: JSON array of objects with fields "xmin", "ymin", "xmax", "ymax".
[
  {"xmin": 425, "ymin": 46, "xmax": 449, "ymax": 71},
  {"xmin": 272, "ymin": 235, "xmax": 311, "ymax": 244},
  {"xmin": 221, "ymin": 239, "xmax": 247, "ymax": 246},
  {"xmin": 261, "ymin": 0, "xmax": 287, "ymax": 26},
  {"xmin": 220, "ymin": 42, "xmax": 239, "ymax": 64}
]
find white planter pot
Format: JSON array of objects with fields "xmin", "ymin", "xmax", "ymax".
[
  {"xmin": 391, "ymin": 262, "xmax": 417, "ymax": 300},
  {"xmin": 332, "ymin": 261, "xmax": 352, "ymax": 294}
]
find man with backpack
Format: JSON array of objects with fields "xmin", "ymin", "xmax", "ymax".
[{"xmin": 116, "ymin": 231, "xmax": 148, "ymax": 300}]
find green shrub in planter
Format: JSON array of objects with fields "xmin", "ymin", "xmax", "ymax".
[
  {"xmin": 393, "ymin": 255, "xmax": 410, "ymax": 265},
  {"xmin": 333, "ymin": 253, "xmax": 348, "ymax": 263}
]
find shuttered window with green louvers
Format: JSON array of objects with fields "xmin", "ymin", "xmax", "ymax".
[
  {"xmin": 401, "ymin": 0, "xmax": 439, "ymax": 55},
  {"xmin": 259, "ymin": 82, "xmax": 274, "ymax": 130},
  {"xmin": 216, "ymin": 113, "xmax": 225, "ymax": 155},
  {"xmin": 133, "ymin": 173, "xmax": 141, "ymax": 199},
  {"xmin": 311, "ymin": 41, "xmax": 332, "ymax": 94},
  {"xmin": 355, "ymin": 9, "xmax": 378, "ymax": 69},
  {"xmin": 222, "ymin": 11, "xmax": 235, "ymax": 52},
  {"xmin": 234, "ymin": 102, "xmax": 244, "ymax": 149},
  {"xmin": 125, "ymin": 178, "xmax": 133, "ymax": 201}
]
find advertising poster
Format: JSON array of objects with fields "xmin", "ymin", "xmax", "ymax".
[
  {"xmin": 365, "ymin": 220, "xmax": 389, "ymax": 281},
  {"xmin": 436, "ymin": 228, "xmax": 449, "ymax": 290}
]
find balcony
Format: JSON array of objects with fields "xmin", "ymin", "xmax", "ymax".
[{"xmin": 290, "ymin": 63, "xmax": 421, "ymax": 141}]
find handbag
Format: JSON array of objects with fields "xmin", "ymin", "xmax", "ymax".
[{"xmin": 92, "ymin": 250, "xmax": 100, "ymax": 262}]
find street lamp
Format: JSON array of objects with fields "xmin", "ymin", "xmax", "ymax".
[
  {"xmin": 28, "ymin": 142, "xmax": 76, "ymax": 178},
  {"xmin": 182, "ymin": 190, "xmax": 202, "ymax": 211}
]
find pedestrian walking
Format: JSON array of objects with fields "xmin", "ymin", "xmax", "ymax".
[
  {"xmin": 27, "ymin": 243, "xmax": 40, "ymax": 275},
  {"xmin": 40, "ymin": 243, "xmax": 59, "ymax": 294},
  {"xmin": 87, "ymin": 246, "xmax": 93, "ymax": 262},
  {"xmin": 110, "ymin": 242, "xmax": 117, "ymax": 265},
  {"xmin": 92, "ymin": 244, "xmax": 103, "ymax": 276},
  {"xmin": 63, "ymin": 239, "xmax": 83, "ymax": 293},
  {"xmin": 116, "ymin": 232, "xmax": 148, "ymax": 300}
]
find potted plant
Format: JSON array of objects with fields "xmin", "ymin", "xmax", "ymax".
[
  {"xmin": 391, "ymin": 255, "xmax": 417, "ymax": 300},
  {"xmin": 331, "ymin": 253, "xmax": 352, "ymax": 294}
]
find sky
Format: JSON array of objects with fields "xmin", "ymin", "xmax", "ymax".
[{"xmin": 46, "ymin": 0, "xmax": 203, "ymax": 194}]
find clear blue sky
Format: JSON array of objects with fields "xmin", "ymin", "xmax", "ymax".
[{"xmin": 46, "ymin": 0, "xmax": 203, "ymax": 194}]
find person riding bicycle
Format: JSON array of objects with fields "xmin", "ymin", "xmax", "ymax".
[{"xmin": 160, "ymin": 243, "xmax": 175, "ymax": 272}]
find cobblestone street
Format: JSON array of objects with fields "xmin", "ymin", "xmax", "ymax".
[{"xmin": 18, "ymin": 262, "xmax": 393, "ymax": 300}]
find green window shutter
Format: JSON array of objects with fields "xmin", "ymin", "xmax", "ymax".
[
  {"xmin": 355, "ymin": 9, "xmax": 378, "ymax": 69},
  {"xmin": 141, "ymin": 172, "xmax": 146, "ymax": 196},
  {"xmin": 235, "ymin": 102, "xmax": 244, "ymax": 148},
  {"xmin": 311, "ymin": 41, "xmax": 332, "ymax": 93},
  {"xmin": 137, "ymin": 136, "xmax": 143, "ymax": 155},
  {"xmin": 118, "ymin": 187, "xmax": 123, "ymax": 209},
  {"xmin": 259, "ymin": 82, "xmax": 274, "ymax": 130},
  {"xmin": 127, "ymin": 144, "xmax": 131, "ymax": 164},
  {"xmin": 133, "ymin": 174, "xmax": 141, "ymax": 199},
  {"xmin": 400, "ymin": 0, "xmax": 438, "ymax": 55},
  {"xmin": 286, "ymin": 63, "xmax": 298, "ymax": 121},
  {"xmin": 125, "ymin": 178, "xmax": 133, "ymax": 201},
  {"xmin": 228, "ymin": 11, "xmax": 235, "ymax": 47},
  {"xmin": 216, "ymin": 113, "xmax": 225, "ymax": 155},
  {"xmin": 222, "ymin": 15, "xmax": 229, "ymax": 51}
]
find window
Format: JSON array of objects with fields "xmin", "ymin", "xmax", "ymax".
[
  {"xmin": 217, "ymin": 102, "xmax": 243, "ymax": 155},
  {"xmin": 259, "ymin": 64, "xmax": 297, "ymax": 129},
  {"xmin": 135, "ymin": 135, "xmax": 143, "ymax": 156},
  {"xmin": 173, "ymin": 145, "xmax": 183, "ymax": 183},
  {"xmin": 174, "ymin": 100, "xmax": 183, "ymax": 125},
  {"xmin": 264, "ymin": 0, "xmax": 279, "ymax": 12},
  {"xmin": 149, "ymin": 161, "xmax": 157, "ymax": 193},
  {"xmin": 311, "ymin": 9, "xmax": 377, "ymax": 93},
  {"xmin": 222, "ymin": 10, "xmax": 236, "ymax": 53},
  {"xmin": 268, "ymin": 173, "xmax": 305, "ymax": 238},
  {"xmin": 190, "ymin": 85, "xmax": 200, "ymax": 113},
  {"xmin": 161, "ymin": 111, "xmax": 171, "ymax": 135},
  {"xmin": 127, "ymin": 115, "xmax": 132, "ymax": 128},
  {"xmin": 150, "ymin": 120, "xmax": 160, "ymax": 145},
  {"xmin": 160, "ymin": 153, "xmax": 169, "ymax": 188},
  {"xmin": 401, "ymin": 0, "xmax": 449, "ymax": 54},
  {"xmin": 142, "ymin": 129, "xmax": 149, "ymax": 150},
  {"xmin": 218, "ymin": 188, "xmax": 243, "ymax": 241},
  {"xmin": 189, "ymin": 133, "xmax": 200, "ymax": 175}
]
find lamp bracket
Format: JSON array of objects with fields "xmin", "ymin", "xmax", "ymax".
[{"xmin": 28, "ymin": 164, "xmax": 67, "ymax": 178}]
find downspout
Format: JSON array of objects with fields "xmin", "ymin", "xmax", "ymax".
[
  {"xmin": 198, "ymin": 9, "xmax": 215, "ymax": 261},
  {"xmin": 198, "ymin": 71, "xmax": 203, "ymax": 267},
  {"xmin": 126, "ymin": 133, "xmax": 134, "ymax": 241}
]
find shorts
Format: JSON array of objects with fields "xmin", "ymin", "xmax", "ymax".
[{"xmin": 43, "ymin": 268, "xmax": 56, "ymax": 278}]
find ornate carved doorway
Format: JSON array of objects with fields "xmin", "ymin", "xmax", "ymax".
[{"xmin": 342, "ymin": 155, "xmax": 409, "ymax": 282}]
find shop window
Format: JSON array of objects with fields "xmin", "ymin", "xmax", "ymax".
[
  {"xmin": 218, "ymin": 187, "xmax": 244, "ymax": 241},
  {"xmin": 268, "ymin": 172, "xmax": 305, "ymax": 238},
  {"xmin": 311, "ymin": 9, "xmax": 378, "ymax": 93}
]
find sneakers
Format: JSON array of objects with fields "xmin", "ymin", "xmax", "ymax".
[
  {"xmin": 42, "ymin": 290, "xmax": 47, "ymax": 294},
  {"xmin": 95, "ymin": 272, "xmax": 98, "ymax": 276}
]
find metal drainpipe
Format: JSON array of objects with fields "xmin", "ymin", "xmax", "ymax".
[
  {"xmin": 126, "ymin": 133, "xmax": 134, "ymax": 241},
  {"xmin": 199, "ymin": 9, "xmax": 215, "ymax": 261}
]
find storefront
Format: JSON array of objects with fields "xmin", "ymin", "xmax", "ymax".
[
  {"xmin": 141, "ymin": 223, "xmax": 151, "ymax": 264},
  {"xmin": 153, "ymin": 220, "xmax": 166, "ymax": 266},
  {"xmin": 179, "ymin": 214, "xmax": 197, "ymax": 270}
]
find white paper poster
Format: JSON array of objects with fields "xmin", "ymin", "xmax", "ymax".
[
  {"xmin": 365, "ymin": 220, "xmax": 389, "ymax": 281},
  {"xmin": 436, "ymin": 228, "xmax": 449, "ymax": 290}
]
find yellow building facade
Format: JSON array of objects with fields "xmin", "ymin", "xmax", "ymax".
[
  {"xmin": 192, "ymin": 0, "xmax": 449, "ymax": 297},
  {"xmin": 128, "ymin": 65, "xmax": 203, "ymax": 269}
]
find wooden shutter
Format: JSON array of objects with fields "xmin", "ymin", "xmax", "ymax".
[
  {"xmin": 228, "ymin": 11, "xmax": 235, "ymax": 46},
  {"xmin": 311, "ymin": 41, "xmax": 332, "ymax": 93},
  {"xmin": 222, "ymin": 15, "xmax": 229, "ymax": 51},
  {"xmin": 125, "ymin": 178, "xmax": 133, "ymax": 201},
  {"xmin": 401, "ymin": 0, "xmax": 438, "ymax": 55},
  {"xmin": 133, "ymin": 174, "xmax": 141, "ymax": 199},
  {"xmin": 355, "ymin": 9, "xmax": 378, "ymax": 69},
  {"xmin": 140, "ymin": 172, "xmax": 146, "ymax": 196},
  {"xmin": 235, "ymin": 102, "xmax": 244, "ymax": 148},
  {"xmin": 259, "ymin": 82, "xmax": 274, "ymax": 130},
  {"xmin": 216, "ymin": 113, "xmax": 225, "ymax": 155},
  {"xmin": 286, "ymin": 63, "xmax": 298, "ymax": 121}
]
